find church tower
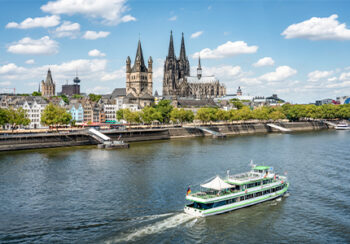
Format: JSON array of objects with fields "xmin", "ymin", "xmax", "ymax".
[
  {"xmin": 163, "ymin": 31, "xmax": 191, "ymax": 97},
  {"xmin": 163, "ymin": 31, "xmax": 178, "ymax": 96},
  {"xmin": 126, "ymin": 40, "xmax": 153, "ymax": 107},
  {"xmin": 41, "ymin": 69, "xmax": 55, "ymax": 97}
]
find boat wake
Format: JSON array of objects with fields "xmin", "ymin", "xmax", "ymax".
[{"xmin": 105, "ymin": 212, "xmax": 195, "ymax": 243}]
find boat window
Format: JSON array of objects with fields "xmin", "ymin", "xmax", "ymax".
[
  {"xmin": 255, "ymin": 191, "xmax": 263, "ymax": 197},
  {"xmin": 245, "ymin": 194, "xmax": 254, "ymax": 200},
  {"xmin": 263, "ymin": 180, "xmax": 269, "ymax": 185}
]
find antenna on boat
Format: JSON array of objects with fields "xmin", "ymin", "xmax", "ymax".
[{"xmin": 227, "ymin": 170, "xmax": 230, "ymax": 178}]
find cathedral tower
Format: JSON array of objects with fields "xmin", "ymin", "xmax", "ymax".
[
  {"xmin": 125, "ymin": 40, "xmax": 153, "ymax": 107},
  {"xmin": 41, "ymin": 69, "xmax": 55, "ymax": 97},
  {"xmin": 163, "ymin": 31, "xmax": 190, "ymax": 97}
]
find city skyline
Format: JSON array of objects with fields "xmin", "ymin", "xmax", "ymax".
[{"xmin": 1, "ymin": 0, "xmax": 350, "ymax": 103}]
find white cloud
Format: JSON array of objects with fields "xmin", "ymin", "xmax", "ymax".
[
  {"xmin": 54, "ymin": 21, "xmax": 80, "ymax": 38},
  {"xmin": 121, "ymin": 15, "xmax": 136, "ymax": 22},
  {"xmin": 41, "ymin": 0, "xmax": 136, "ymax": 25},
  {"xmin": 260, "ymin": 66, "xmax": 297, "ymax": 82},
  {"xmin": 88, "ymin": 49, "xmax": 106, "ymax": 57},
  {"xmin": 86, "ymin": 86, "xmax": 113, "ymax": 94},
  {"xmin": 253, "ymin": 57, "xmax": 275, "ymax": 67},
  {"xmin": 169, "ymin": 16, "xmax": 177, "ymax": 21},
  {"xmin": 0, "ymin": 63, "xmax": 27, "ymax": 75},
  {"xmin": 0, "ymin": 81, "xmax": 12, "ymax": 86},
  {"xmin": 190, "ymin": 31, "xmax": 203, "ymax": 39},
  {"xmin": 328, "ymin": 77, "xmax": 337, "ymax": 82},
  {"xmin": 101, "ymin": 68, "xmax": 125, "ymax": 81},
  {"xmin": 204, "ymin": 65, "xmax": 242, "ymax": 78},
  {"xmin": 282, "ymin": 14, "xmax": 350, "ymax": 40},
  {"xmin": 25, "ymin": 59, "xmax": 35, "ymax": 64},
  {"xmin": 7, "ymin": 36, "xmax": 58, "ymax": 55},
  {"xmin": 326, "ymin": 81, "xmax": 350, "ymax": 88},
  {"xmin": 307, "ymin": 70, "xmax": 333, "ymax": 82},
  {"xmin": 192, "ymin": 41, "xmax": 258, "ymax": 59},
  {"xmin": 339, "ymin": 72, "xmax": 350, "ymax": 81},
  {"xmin": 6, "ymin": 15, "xmax": 60, "ymax": 29},
  {"xmin": 82, "ymin": 31, "xmax": 110, "ymax": 40}
]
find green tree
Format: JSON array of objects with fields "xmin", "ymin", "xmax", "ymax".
[
  {"xmin": 72, "ymin": 94, "xmax": 83, "ymax": 99},
  {"xmin": 41, "ymin": 103, "xmax": 72, "ymax": 128},
  {"xmin": 216, "ymin": 109, "xmax": 230, "ymax": 121},
  {"xmin": 88, "ymin": 93, "xmax": 102, "ymax": 102},
  {"xmin": 59, "ymin": 94, "xmax": 69, "ymax": 104},
  {"xmin": 32, "ymin": 91, "xmax": 42, "ymax": 96},
  {"xmin": 141, "ymin": 106, "xmax": 162, "ymax": 124},
  {"xmin": 7, "ymin": 108, "xmax": 30, "ymax": 130},
  {"xmin": 195, "ymin": 108, "xmax": 218, "ymax": 123},
  {"xmin": 252, "ymin": 107, "xmax": 270, "ymax": 120},
  {"xmin": 154, "ymin": 100, "xmax": 173, "ymax": 123},
  {"xmin": 170, "ymin": 108, "xmax": 194, "ymax": 123},
  {"xmin": 0, "ymin": 108, "xmax": 9, "ymax": 128},
  {"xmin": 116, "ymin": 109, "xmax": 126, "ymax": 121},
  {"xmin": 269, "ymin": 111, "xmax": 286, "ymax": 121},
  {"xmin": 230, "ymin": 98, "xmax": 244, "ymax": 109}
]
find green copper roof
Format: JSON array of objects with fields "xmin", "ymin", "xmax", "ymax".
[{"xmin": 253, "ymin": 166, "xmax": 270, "ymax": 170}]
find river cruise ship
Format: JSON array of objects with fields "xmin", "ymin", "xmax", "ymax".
[{"xmin": 184, "ymin": 165, "xmax": 289, "ymax": 217}]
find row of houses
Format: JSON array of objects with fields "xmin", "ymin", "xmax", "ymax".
[{"xmin": 0, "ymin": 88, "xmax": 139, "ymax": 129}]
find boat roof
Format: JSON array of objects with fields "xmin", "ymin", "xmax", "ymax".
[
  {"xmin": 253, "ymin": 166, "xmax": 270, "ymax": 171},
  {"xmin": 201, "ymin": 176, "xmax": 233, "ymax": 190}
]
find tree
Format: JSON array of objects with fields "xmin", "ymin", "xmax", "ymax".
[
  {"xmin": 195, "ymin": 108, "xmax": 218, "ymax": 123},
  {"xmin": 141, "ymin": 106, "xmax": 162, "ymax": 124},
  {"xmin": 154, "ymin": 100, "xmax": 173, "ymax": 123},
  {"xmin": 0, "ymin": 108, "xmax": 9, "ymax": 128},
  {"xmin": 230, "ymin": 98, "xmax": 244, "ymax": 109},
  {"xmin": 269, "ymin": 111, "xmax": 286, "ymax": 121},
  {"xmin": 170, "ymin": 108, "xmax": 194, "ymax": 123},
  {"xmin": 7, "ymin": 108, "xmax": 30, "ymax": 130},
  {"xmin": 59, "ymin": 94, "xmax": 69, "ymax": 104},
  {"xmin": 116, "ymin": 109, "xmax": 126, "ymax": 121},
  {"xmin": 88, "ymin": 93, "xmax": 102, "ymax": 102},
  {"xmin": 32, "ymin": 91, "xmax": 41, "ymax": 96},
  {"xmin": 252, "ymin": 107, "xmax": 269, "ymax": 120},
  {"xmin": 216, "ymin": 109, "xmax": 230, "ymax": 121},
  {"xmin": 41, "ymin": 103, "xmax": 72, "ymax": 128},
  {"xmin": 72, "ymin": 94, "xmax": 83, "ymax": 99}
]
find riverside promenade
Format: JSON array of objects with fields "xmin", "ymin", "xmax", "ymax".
[{"xmin": 0, "ymin": 121, "xmax": 330, "ymax": 152}]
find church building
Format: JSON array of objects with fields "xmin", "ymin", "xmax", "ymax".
[
  {"xmin": 163, "ymin": 32, "xmax": 226, "ymax": 99},
  {"xmin": 41, "ymin": 69, "xmax": 56, "ymax": 97},
  {"xmin": 125, "ymin": 40, "xmax": 154, "ymax": 108}
]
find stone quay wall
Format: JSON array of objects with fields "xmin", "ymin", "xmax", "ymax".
[{"xmin": 0, "ymin": 121, "xmax": 329, "ymax": 152}]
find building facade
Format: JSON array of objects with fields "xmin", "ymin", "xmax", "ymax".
[
  {"xmin": 125, "ymin": 40, "xmax": 154, "ymax": 108},
  {"xmin": 41, "ymin": 69, "xmax": 56, "ymax": 97},
  {"xmin": 163, "ymin": 32, "xmax": 226, "ymax": 99},
  {"xmin": 60, "ymin": 75, "xmax": 81, "ymax": 96}
]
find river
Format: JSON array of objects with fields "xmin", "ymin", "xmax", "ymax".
[{"xmin": 0, "ymin": 130, "xmax": 349, "ymax": 243}]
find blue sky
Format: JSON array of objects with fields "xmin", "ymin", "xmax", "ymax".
[{"xmin": 1, "ymin": 0, "xmax": 350, "ymax": 103}]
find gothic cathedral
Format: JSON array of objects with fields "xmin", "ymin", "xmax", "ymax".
[{"xmin": 163, "ymin": 32, "xmax": 226, "ymax": 99}]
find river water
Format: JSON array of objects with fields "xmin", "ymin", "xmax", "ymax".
[{"xmin": 0, "ymin": 130, "xmax": 349, "ymax": 243}]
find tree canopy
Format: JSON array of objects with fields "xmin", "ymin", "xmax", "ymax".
[{"xmin": 41, "ymin": 103, "xmax": 72, "ymax": 127}]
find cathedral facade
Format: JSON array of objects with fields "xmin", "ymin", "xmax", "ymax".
[
  {"xmin": 163, "ymin": 32, "xmax": 226, "ymax": 99},
  {"xmin": 125, "ymin": 40, "xmax": 154, "ymax": 108},
  {"xmin": 41, "ymin": 69, "xmax": 56, "ymax": 97}
]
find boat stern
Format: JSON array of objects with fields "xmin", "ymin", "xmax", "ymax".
[{"xmin": 184, "ymin": 205, "xmax": 204, "ymax": 217}]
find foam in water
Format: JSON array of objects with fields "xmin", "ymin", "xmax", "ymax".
[{"xmin": 106, "ymin": 213, "xmax": 195, "ymax": 243}]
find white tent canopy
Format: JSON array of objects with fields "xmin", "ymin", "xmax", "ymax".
[{"xmin": 200, "ymin": 176, "xmax": 233, "ymax": 191}]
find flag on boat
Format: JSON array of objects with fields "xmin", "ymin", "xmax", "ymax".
[{"xmin": 186, "ymin": 187, "xmax": 191, "ymax": 195}]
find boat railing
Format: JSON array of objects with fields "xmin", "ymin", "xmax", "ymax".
[{"xmin": 189, "ymin": 189, "xmax": 241, "ymax": 199}]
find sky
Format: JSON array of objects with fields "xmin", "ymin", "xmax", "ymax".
[{"xmin": 1, "ymin": 0, "xmax": 350, "ymax": 103}]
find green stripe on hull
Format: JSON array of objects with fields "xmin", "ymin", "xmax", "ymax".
[{"xmin": 203, "ymin": 183, "xmax": 289, "ymax": 215}]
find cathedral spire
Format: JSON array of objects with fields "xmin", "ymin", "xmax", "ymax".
[
  {"xmin": 132, "ymin": 39, "xmax": 147, "ymax": 72},
  {"xmin": 168, "ymin": 31, "xmax": 175, "ymax": 58},
  {"xmin": 45, "ymin": 69, "xmax": 54, "ymax": 84},
  {"xmin": 179, "ymin": 32, "xmax": 186, "ymax": 60},
  {"xmin": 197, "ymin": 56, "xmax": 202, "ymax": 80}
]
